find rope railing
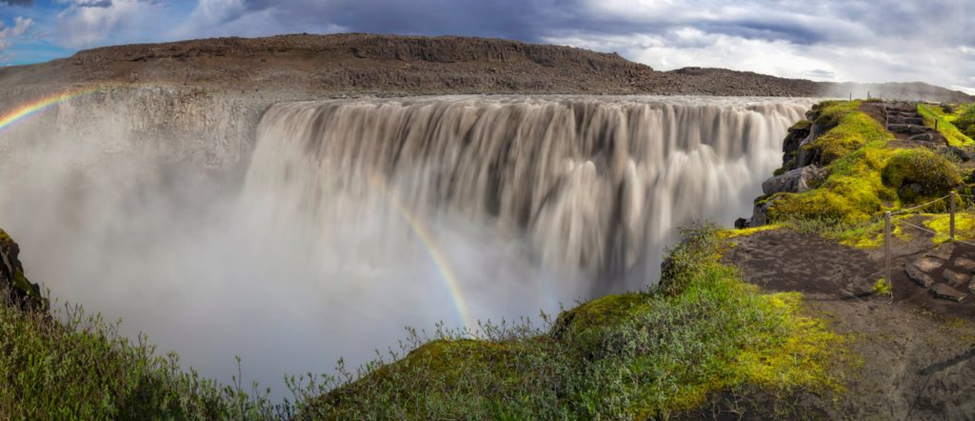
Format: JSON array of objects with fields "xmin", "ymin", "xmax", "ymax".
[
  {"xmin": 879, "ymin": 190, "xmax": 975, "ymax": 293},
  {"xmin": 890, "ymin": 194, "xmax": 951, "ymax": 215}
]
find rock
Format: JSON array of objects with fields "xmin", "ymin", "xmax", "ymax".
[
  {"xmin": 750, "ymin": 195, "xmax": 778, "ymax": 227},
  {"xmin": 762, "ymin": 165, "xmax": 827, "ymax": 195},
  {"xmin": 969, "ymin": 278, "xmax": 975, "ymax": 295},
  {"xmin": 956, "ymin": 257, "xmax": 975, "ymax": 272},
  {"xmin": 909, "ymin": 133, "xmax": 934, "ymax": 142},
  {"xmin": 927, "ymin": 243, "xmax": 956, "ymax": 261},
  {"xmin": 782, "ymin": 120, "xmax": 811, "ymax": 168},
  {"xmin": 0, "ymin": 229, "xmax": 46, "ymax": 311},
  {"xmin": 930, "ymin": 283, "xmax": 966, "ymax": 302},
  {"xmin": 915, "ymin": 256, "xmax": 945, "ymax": 272},
  {"xmin": 942, "ymin": 268, "xmax": 970, "ymax": 287},
  {"xmin": 906, "ymin": 259, "xmax": 940, "ymax": 288},
  {"xmin": 946, "ymin": 146, "xmax": 973, "ymax": 162},
  {"xmin": 735, "ymin": 218, "xmax": 750, "ymax": 229},
  {"xmin": 889, "ymin": 124, "xmax": 912, "ymax": 134}
]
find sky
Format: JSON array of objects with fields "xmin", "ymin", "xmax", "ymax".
[{"xmin": 0, "ymin": 0, "xmax": 972, "ymax": 93}]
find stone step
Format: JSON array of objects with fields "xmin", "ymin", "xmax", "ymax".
[{"xmin": 930, "ymin": 283, "xmax": 966, "ymax": 302}]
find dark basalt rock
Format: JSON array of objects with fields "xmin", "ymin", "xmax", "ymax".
[{"xmin": 0, "ymin": 229, "xmax": 46, "ymax": 311}]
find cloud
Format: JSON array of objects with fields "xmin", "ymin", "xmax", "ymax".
[
  {"xmin": 0, "ymin": 16, "xmax": 32, "ymax": 57},
  {"xmin": 539, "ymin": 0, "xmax": 974, "ymax": 89},
  {"xmin": 55, "ymin": 0, "xmax": 164, "ymax": 49}
]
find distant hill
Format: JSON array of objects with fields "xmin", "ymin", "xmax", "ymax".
[{"xmin": 0, "ymin": 33, "xmax": 971, "ymax": 101}]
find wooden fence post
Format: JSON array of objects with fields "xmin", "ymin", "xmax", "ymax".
[
  {"xmin": 885, "ymin": 211, "xmax": 891, "ymax": 284},
  {"xmin": 951, "ymin": 191, "xmax": 956, "ymax": 241}
]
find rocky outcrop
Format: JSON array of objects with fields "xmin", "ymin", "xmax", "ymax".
[
  {"xmin": 0, "ymin": 229, "xmax": 45, "ymax": 311},
  {"xmin": 762, "ymin": 165, "xmax": 827, "ymax": 195}
]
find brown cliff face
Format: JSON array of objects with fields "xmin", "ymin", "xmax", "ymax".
[{"xmin": 0, "ymin": 33, "xmax": 969, "ymax": 101}]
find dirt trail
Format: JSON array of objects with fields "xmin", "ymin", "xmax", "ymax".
[{"xmin": 725, "ymin": 229, "xmax": 975, "ymax": 420}]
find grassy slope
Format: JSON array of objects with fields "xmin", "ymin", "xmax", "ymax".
[
  {"xmin": 308, "ymin": 225, "xmax": 846, "ymax": 419},
  {"xmin": 917, "ymin": 103, "xmax": 975, "ymax": 147}
]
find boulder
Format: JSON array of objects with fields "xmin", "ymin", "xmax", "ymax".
[
  {"xmin": 0, "ymin": 229, "xmax": 45, "ymax": 311},
  {"xmin": 762, "ymin": 165, "xmax": 827, "ymax": 195},
  {"xmin": 734, "ymin": 218, "xmax": 750, "ymax": 229}
]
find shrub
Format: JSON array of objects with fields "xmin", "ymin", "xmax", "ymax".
[
  {"xmin": 881, "ymin": 148, "xmax": 962, "ymax": 200},
  {"xmin": 0, "ymin": 298, "xmax": 293, "ymax": 419}
]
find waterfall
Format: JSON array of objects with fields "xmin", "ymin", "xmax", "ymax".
[
  {"xmin": 244, "ymin": 96, "xmax": 809, "ymax": 290},
  {"xmin": 0, "ymin": 93, "xmax": 809, "ymax": 397}
]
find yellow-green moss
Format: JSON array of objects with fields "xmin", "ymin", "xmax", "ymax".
[
  {"xmin": 718, "ymin": 224, "xmax": 781, "ymax": 240},
  {"xmin": 918, "ymin": 104, "xmax": 974, "ymax": 146},
  {"xmin": 804, "ymin": 110, "xmax": 893, "ymax": 166},
  {"xmin": 924, "ymin": 213, "xmax": 975, "ymax": 244},
  {"xmin": 552, "ymin": 293, "xmax": 651, "ymax": 337}
]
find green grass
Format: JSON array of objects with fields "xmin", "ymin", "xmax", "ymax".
[
  {"xmin": 918, "ymin": 104, "xmax": 974, "ymax": 146},
  {"xmin": 0, "ymin": 296, "xmax": 311, "ymax": 419},
  {"xmin": 307, "ymin": 224, "xmax": 847, "ymax": 419}
]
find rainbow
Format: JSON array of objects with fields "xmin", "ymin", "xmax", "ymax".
[
  {"xmin": 369, "ymin": 174, "xmax": 475, "ymax": 329},
  {"xmin": 0, "ymin": 87, "xmax": 102, "ymax": 132}
]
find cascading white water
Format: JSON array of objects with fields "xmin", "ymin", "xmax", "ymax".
[
  {"xmin": 245, "ymin": 96, "xmax": 809, "ymax": 291},
  {"xmin": 0, "ymin": 94, "xmax": 809, "ymax": 398}
]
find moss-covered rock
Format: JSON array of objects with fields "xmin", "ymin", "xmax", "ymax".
[{"xmin": 881, "ymin": 149, "xmax": 962, "ymax": 201}]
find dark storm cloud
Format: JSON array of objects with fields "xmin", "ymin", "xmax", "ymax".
[{"xmin": 0, "ymin": 0, "xmax": 33, "ymax": 6}]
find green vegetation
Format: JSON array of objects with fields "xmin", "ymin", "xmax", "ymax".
[
  {"xmin": 803, "ymin": 102, "xmax": 891, "ymax": 166},
  {"xmin": 0, "ymin": 296, "xmax": 316, "ymax": 418},
  {"xmin": 924, "ymin": 213, "xmax": 975, "ymax": 244},
  {"xmin": 881, "ymin": 148, "xmax": 963, "ymax": 201},
  {"xmin": 758, "ymin": 100, "xmax": 972, "ymax": 248},
  {"xmin": 954, "ymin": 104, "xmax": 975, "ymax": 138},
  {"xmin": 308, "ymin": 224, "xmax": 846, "ymax": 419},
  {"xmin": 918, "ymin": 103, "xmax": 974, "ymax": 146},
  {"xmin": 872, "ymin": 278, "xmax": 892, "ymax": 297}
]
